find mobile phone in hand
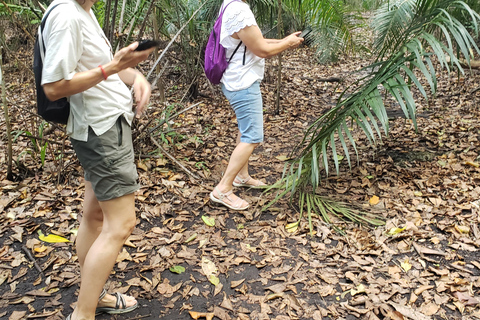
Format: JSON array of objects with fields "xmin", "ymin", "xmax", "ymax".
[
  {"xmin": 135, "ymin": 39, "xmax": 160, "ymax": 51},
  {"xmin": 299, "ymin": 28, "xmax": 311, "ymax": 39}
]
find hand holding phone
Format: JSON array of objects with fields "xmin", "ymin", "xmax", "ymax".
[
  {"xmin": 135, "ymin": 39, "xmax": 160, "ymax": 51},
  {"xmin": 298, "ymin": 28, "xmax": 312, "ymax": 39}
]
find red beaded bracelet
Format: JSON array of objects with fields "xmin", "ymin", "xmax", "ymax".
[{"xmin": 98, "ymin": 65, "xmax": 108, "ymax": 80}]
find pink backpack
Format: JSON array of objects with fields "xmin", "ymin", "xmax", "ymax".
[{"xmin": 204, "ymin": 1, "xmax": 244, "ymax": 84}]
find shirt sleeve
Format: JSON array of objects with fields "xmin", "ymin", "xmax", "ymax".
[
  {"xmin": 41, "ymin": 7, "xmax": 83, "ymax": 85},
  {"xmin": 220, "ymin": 2, "xmax": 258, "ymax": 46}
]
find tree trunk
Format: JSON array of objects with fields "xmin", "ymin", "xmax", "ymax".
[
  {"xmin": 138, "ymin": 0, "xmax": 156, "ymax": 40},
  {"xmin": 108, "ymin": 0, "xmax": 120, "ymax": 45},
  {"xmin": 1, "ymin": 0, "xmax": 34, "ymax": 42},
  {"xmin": 103, "ymin": 0, "xmax": 112, "ymax": 41},
  {"xmin": 0, "ymin": 48, "xmax": 13, "ymax": 180},
  {"xmin": 153, "ymin": 6, "xmax": 165, "ymax": 104},
  {"xmin": 115, "ymin": 0, "xmax": 127, "ymax": 51},
  {"xmin": 274, "ymin": 0, "xmax": 283, "ymax": 115}
]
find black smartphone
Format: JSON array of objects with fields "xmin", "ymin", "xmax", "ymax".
[
  {"xmin": 299, "ymin": 28, "xmax": 311, "ymax": 39},
  {"xmin": 135, "ymin": 39, "xmax": 160, "ymax": 51}
]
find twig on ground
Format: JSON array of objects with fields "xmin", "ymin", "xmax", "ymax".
[
  {"xmin": 124, "ymin": 315, "xmax": 151, "ymax": 320},
  {"xmin": 21, "ymin": 245, "xmax": 44, "ymax": 275},
  {"xmin": 17, "ymin": 133, "xmax": 70, "ymax": 147},
  {"xmin": 301, "ymin": 76, "xmax": 343, "ymax": 82},
  {"xmin": 148, "ymin": 101, "xmax": 202, "ymax": 135},
  {"xmin": 149, "ymin": 135, "xmax": 200, "ymax": 181}
]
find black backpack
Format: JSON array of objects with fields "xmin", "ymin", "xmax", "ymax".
[{"xmin": 33, "ymin": 4, "xmax": 70, "ymax": 124}]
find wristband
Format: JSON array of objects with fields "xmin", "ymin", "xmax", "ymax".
[{"xmin": 98, "ymin": 65, "xmax": 108, "ymax": 80}]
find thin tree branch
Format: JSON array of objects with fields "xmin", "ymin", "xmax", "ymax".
[
  {"xmin": 0, "ymin": 0, "xmax": 34, "ymax": 42},
  {"xmin": 147, "ymin": 1, "xmax": 207, "ymax": 86},
  {"xmin": 149, "ymin": 135, "xmax": 200, "ymax": 181},
  {"xmin": 1, "ymin": 47, "xmax": 13, "ymax": 180},
  {"xmin": 148, "ymin": 101, "xmax": 202, "ymax": 135},
  {"xmin": 17, "ymin": 133, "xmax": 70, "ymax": 147},
  {"xmin": 22, "ymin": 246, "xmax": 44, "ymax": 275}
]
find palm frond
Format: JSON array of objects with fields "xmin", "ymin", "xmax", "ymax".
[{"xmin": 268, "ymin": 0, "xmax": 480, "ymax": 232}]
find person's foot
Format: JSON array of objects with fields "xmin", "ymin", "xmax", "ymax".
[
  {"xmin": 96, "ymin": 291, "xmax": 138, "ymax": 314},
  {"xmin": 210, "ymin": 187, "xmax": 249, "ymax": 210},
  {"xmin": 233, "ymin": 175, "xmax": 266, "ymax": 188}
]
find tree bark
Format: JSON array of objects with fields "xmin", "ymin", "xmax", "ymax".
[
  {"xmin": 274, "ymin": 0, "xmax": 283, "ymax": 115},
  {"xmin": 0, "ymin": 48, "xmax": 13, "ymax": 180},
  {"xmin": 1, "ymin": 0, "xmax": 34, "ymax": 42},
  {"xmin": 153, "ymin": 6, "xmax": 165, "ymax": 104}
]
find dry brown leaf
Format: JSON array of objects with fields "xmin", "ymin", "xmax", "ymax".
[
  {"xmin": 10, "ymin": 296, "xmax": 35, "ymax": 304},
  {"xmin": 9, "ymin": 311, "xmax": 26, "ymax": 320},
  {"xmin": 220, "ymin": 293, "xmax": 234, "ymax": 311},
  {"xmin": 419, "ymin": 302, "xmax": 440, "ymax": 316},
  {"xmin": 465, "ymin": 161, "xmax": 479, "ymax": 167},
  {"xmin": 413, "ymin": 242, "xmax": 446, "ymax": 256},
  {"xmin": 231, "ymin": 279, "xmax": 245, "ymax": 288},
  {"xmin": 115, "ymin": 248, "xmax": 133, "ymax": 262},
  {"xmin": 453, "ymin": 301, "xmax": 465, "ymax": 313},
  {"xmin": 428, "ymin": 197, "xmax": 442, "ymax": 207},
  {"xmin": 214, "ymin": 282, "xmax": 223, "ymax": 296},
  {"xmin": 389, "ymin": 302, "xmax": 432, "ymax": 320},
  {"xmin": 137, "ymin": 161, "xmax": 148, "ymax": 172},
  {"xmin": 25, "ymin": 290, "xmax": 51, "ymax": 297},
  {"xmin": 189, "ymin": 311, "xmax": 214, "ymax": 320},
  {"xmin": 266, "ymin": 292, "xmax": 284, "ymax": 301},
  {"xmin": 266, "ymin": 282, "xmax": 287, "ymax": 294},
  {"xmin": 213, "ymin": 306, "xmax": 231, "ymax": 320},
  {"xmin": 454, "ymin": 225, "xmax": 470, "ymax": 234},
  {"xmin": 369, "ymin": 195, "xmax": 380, "ymax": 205},
  {"xmin": 454, "ymin": 291, "xmax": 480, "ymax": 306},
  {"xmin": 414, "ymin": 285, "xmax": 435, "ymax": 296}
]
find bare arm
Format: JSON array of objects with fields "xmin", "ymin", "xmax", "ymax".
[
  {"xmin": 43, "ymin": 42, "xmax": 154, "ymax": 101},
  {"xmin": 118, "ymin": 68, "xmax": 151, "ymax": 118},
  {"xmin": 235, "ymin": 25, "xmax": 303, "ymax": 59},
  {"xmin": 118, "ymin": 67, "xmax": 141, "ymax": 86},
  {"xmin": 265, "ymin": 39, "xmax": 283, "ymax": 44}
]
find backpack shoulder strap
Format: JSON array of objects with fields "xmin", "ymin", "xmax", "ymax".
[
  {"xmin": 40, "ymin": 3, "xmax": 64, "ymax": 32},
  {"xmin": 219, "ymin": 0, "xmax": 238, "ymax": 17},
  {"xmin": 228, "ymin": 41, "xmax": 243, "ymax": 63},
  {"xmin": 38, "ymin": 3, "xmax": 66, "ymax": 61}
]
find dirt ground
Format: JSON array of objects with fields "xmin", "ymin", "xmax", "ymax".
[{"xmin": 1, "ymin": 38, "xmax": 480, "ymax": 320}]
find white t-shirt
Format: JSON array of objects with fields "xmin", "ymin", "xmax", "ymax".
[
  {"xmin": 219, "ymin": 0, "xmax": 265, "ymax": 91},
  {"xmin": 41, "ymin": 0, "xmax": 134, "ymax": 142}
]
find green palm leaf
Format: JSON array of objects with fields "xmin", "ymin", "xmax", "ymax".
[{"xmin": 268, "ymin": 0, "xmax": 480, "ymax": 233}]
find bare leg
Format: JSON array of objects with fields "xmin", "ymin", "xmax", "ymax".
[
  {"xmin": 71, "ymin": 192, "xmax": 137, "ymax": 320},
  {"xmin": 216, "ymin": 140, "xmax": 258, "ymax": 193},
  {"xmin": 233, "ymin": 131, "xmax": 266, "ymax": 187},
  {"xmin": 76, "ymin": 182, "xmax": 103, "ymax": 272},
  {"xmin": 211, "ymin": 130, "xmax": 258, "ymax": 209},
  {"xmin": 236, "ymin": 132, "xmax": 250, "ymax": 178}
]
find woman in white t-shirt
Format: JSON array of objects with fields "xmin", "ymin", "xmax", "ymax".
[
  {"xmin": 210, "ymin": 0, "xmax": 304, "ymax": 210},
  {"xmin": 40, "ymin": 1, "xmax": 155, "ymax": 319}
]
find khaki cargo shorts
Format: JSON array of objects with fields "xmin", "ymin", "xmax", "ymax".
[{"xmin": 71, "ymin": 117, "xmax": 139, "ymax": 201}]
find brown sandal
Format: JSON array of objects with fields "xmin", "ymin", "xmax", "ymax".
[
  {"xmin": 95, "ymin": 288, "xmax": 138, "ymax": 315},
  {"xmin": 210, "ymin": 187, "xmax": 249, "ymax": 210}
]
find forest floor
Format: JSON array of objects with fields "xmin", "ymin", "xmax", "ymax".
[{"xmin": 1, "ymin": 37, "xmax": 480, "ymax": 320}]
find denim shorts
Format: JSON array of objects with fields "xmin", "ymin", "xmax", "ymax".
[
  {"xmin": 221, "ymin": 81, "xmax": 263, "ymax": 143},
  {"xmin": 70, "ymin": 117, "xmax": 139, "ymax": 201}
]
